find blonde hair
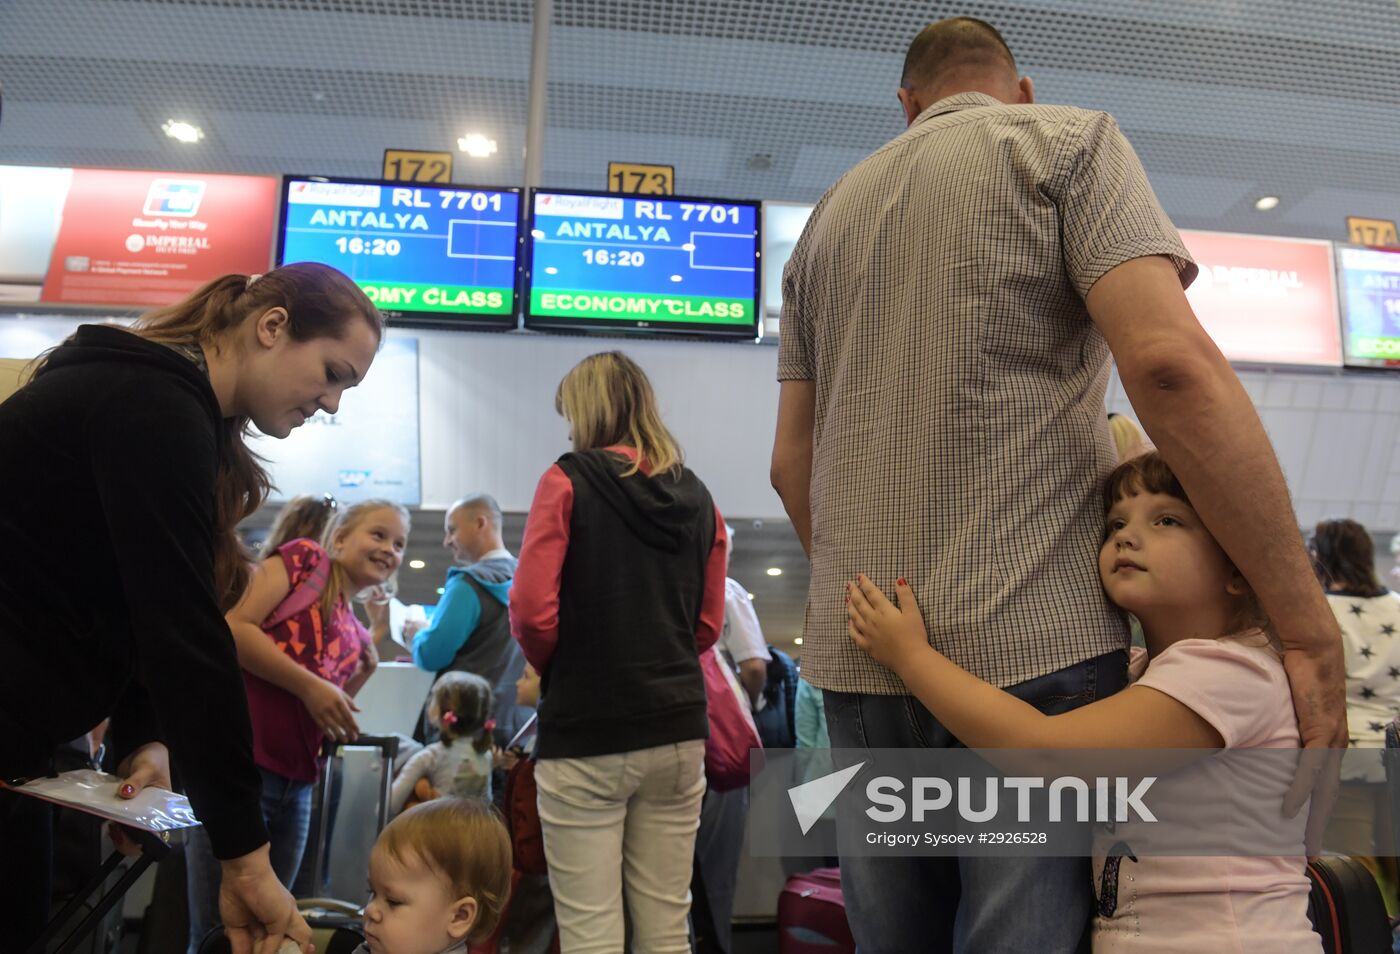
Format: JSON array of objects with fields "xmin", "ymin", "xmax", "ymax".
[
  {"xmin": 374, "ymin": 798, "xmax": 512, "ymax": 942},
  {"xmin": 263, "ymin": 494, "xmax": 338, "ymax": 555},
  {"xmin": 318, "ymin": 499, "xmax": 411, "ymax": 621},
  {"xmin": 1107, "ymin": 413, "xmax": 1148, "ymax": 462},
  {"xmin": 554, "ymin": 351, "xmax": 683, "ymax": 477},
  {"xmin": 432, "ymin": 671, "xmax": 494, "ymax": 753}
]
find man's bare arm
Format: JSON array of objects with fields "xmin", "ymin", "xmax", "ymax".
[
  {"xmin": 1085, "ymin": 254, "xmax": 1346, "ymax": 751},
  {"xmin": 771, "ymin": 380, "xmax": 816, "ymax": 556}
]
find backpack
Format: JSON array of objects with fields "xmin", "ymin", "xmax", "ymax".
[
  {"xmin": 262, "ymin": 543, "xmax": 331, "ymax": 628},
  {"xmin": 755, "ymin": 646, "xmax": 799, "ymax": 750},
  {"xmin": 502, "ymin": 717, "xmax": 547, "ymax": 876}
]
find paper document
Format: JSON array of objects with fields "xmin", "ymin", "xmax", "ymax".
[
  {"xmin": 387, "ymin": 597, "xmax": 429, "ymax": 651},
  {"xmin": 6, "ymin": 769, "xmax": 198, "ymax": 833}
]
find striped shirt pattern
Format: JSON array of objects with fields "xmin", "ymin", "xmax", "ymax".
[{"xmin": 779, "ymin": 92, "xmax": 1196, "ymax": 694}]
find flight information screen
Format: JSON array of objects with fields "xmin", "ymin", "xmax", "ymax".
[
  {"xmin": 1337, "ymin": 244, "xmax": 1400, "ymax": 369},
  {"xmin": 526, "ymin": 190, "xmax": 760, "ymax": 338},
  {"xmin": 279, "ymin": 176, "xmax": 520, "ymax": 326}
]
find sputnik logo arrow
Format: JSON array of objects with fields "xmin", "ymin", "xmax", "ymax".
[{"xmin": 787, "ymin": 761, "xmax": 865, "ymax": 835}]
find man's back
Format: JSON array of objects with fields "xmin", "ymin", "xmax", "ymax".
[{"xmin": 779, "ymin": 93, "xmax": 1193, "ymax": 694}]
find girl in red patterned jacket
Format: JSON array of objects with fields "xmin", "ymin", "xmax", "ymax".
[{"xmin": 184, "ymin": 498, "xmax": 411, "ymax": 953}]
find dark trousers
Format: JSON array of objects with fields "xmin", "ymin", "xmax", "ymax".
[
  {"xmin": 1, "ymin": 784, "xmax": 55, "ymax": 950},
  {"xmin": 823, "ymin": 650, "xmax": 1129, "ymax": 954}
]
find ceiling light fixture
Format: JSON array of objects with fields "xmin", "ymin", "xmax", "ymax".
[
  {"xmin": 766, "ymin": 567, "xmax": 782, "ymax": 577},
  {"xmin": 408, "ymin": 559, "xmax": 426, "ymax": 569},
  {"xmin": 1253, "ymin": 195, "xmax": 1280, "ymax": 211},
  {"xmin": 747, "ymin": 592, "xmax": 755, "ymax": 600},
  {"xmin": 794, "ymin": 637, "xmax": 804, "ymax": 646},
  {"xmin": 436, "ymin": 587, "xmax": 446, "ymax": 595},
  {"xmin": 162, "ymin": 119, "xmax": 204, "ymax": 144},
  {"xmin": 458, "ymin": 133, "xmax": 498, "ymax": 158}
]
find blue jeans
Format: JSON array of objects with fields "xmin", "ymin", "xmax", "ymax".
[
  {"xmin": 185, "ymin": 768, "xmax": 313, "ymax": 954},
  {"xmin": 823, "ymin": 651, "xmax": 1128, "ymax": 954}
]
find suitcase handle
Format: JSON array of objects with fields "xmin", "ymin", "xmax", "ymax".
[
  {"xmin": 319, "ymin": 734, "xmax": 400, "ymax": 760},
  {"xmin": 311, "ymin": 735, "xmax": 400, "ymax": 897}
]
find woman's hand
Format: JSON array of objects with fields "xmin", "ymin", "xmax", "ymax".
[
  {"xmin": 846, "ymin": 575, "xmax": 931, "ymax": 674},
  {"xmin": 300, "ymin": 676, "xmax": 361, "ymax": 742},
  {"xmin": 493, "ymin": 745, "xmax": 520, "ymax": 772},
  {"xmin": 108, "ymin": 738, "xmax": 167, "ymax": 861},
  {"xmin": 219, "ymin": 844, "xmax": 313, "ymax": 954}
]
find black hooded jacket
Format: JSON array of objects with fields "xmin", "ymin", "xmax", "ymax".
[
  {"xmin": 0, "ymin": 325, "xmax": 267, "ymax": 859},
  {"xmin": 518, "ymin": 447, "xmax": 724, "ymax": 760}
]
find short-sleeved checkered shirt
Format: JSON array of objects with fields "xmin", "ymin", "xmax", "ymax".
[{"xmin": 779, "ymin": 93, "xmax": 1196, "ymax": 695}]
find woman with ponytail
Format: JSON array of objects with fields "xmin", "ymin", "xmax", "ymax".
[{"xmin": 0, "ymin": 262, "xmax": 383, "ymax": 954}]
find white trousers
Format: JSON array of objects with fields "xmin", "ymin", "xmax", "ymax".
[{"xmin": 536, "ymin": 739, "xmax": 707, "ymax": 953}]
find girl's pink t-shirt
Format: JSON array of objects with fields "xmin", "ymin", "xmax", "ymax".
[
  {"xmin": 1091, "ymin": 636, "xmax": 1321, "ymax": 953},
  {"xmin": 244, "ymin": 539, "xmax": 369, "ymax": 783}
]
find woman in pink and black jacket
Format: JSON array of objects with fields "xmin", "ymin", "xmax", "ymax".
[{"xmin": 510, "ymin": 350, "xmax": 728, "ymax": 954}]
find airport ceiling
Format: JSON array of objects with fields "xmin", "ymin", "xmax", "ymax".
[{"xmin": 2, "ymin": 0, "xmax": 1400, "ymax": 240}]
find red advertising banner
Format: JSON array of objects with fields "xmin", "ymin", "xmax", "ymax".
[
  {"xmin": 40, "ymin": 169, "xmax": 277, "ymax": 307},
  {"xmin": 1180, "ymin": 230, "xmax": 1341, "ymax": 367}
]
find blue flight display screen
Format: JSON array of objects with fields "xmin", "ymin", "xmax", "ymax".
[
  {"xmin": 526, "ymin": 191, "xmax": 760, "ymax": 336},
  {"xmin": 1337, "ymin": 244, "xmax": 1400, "ymax": 368},
  {"xmin": 279, "ymin": 177, "xmax": 520, "ymax": 324}
]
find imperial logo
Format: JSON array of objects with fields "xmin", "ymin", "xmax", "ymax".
[{"xmin": 142, "ymin": 179, "xmax": 206, "ymax": 217}]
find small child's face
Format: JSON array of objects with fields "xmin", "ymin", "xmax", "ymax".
[
  {"xmin": 1098, "ymin": 491, "xmax": 1240, "ymax": 620},
  {"xmin": 363, "ymin": 847, "xmax": 477, "ymax": 954},
  {"xmin": 516, "ymin": 664, "xmax": 541, "ymax": 707}
]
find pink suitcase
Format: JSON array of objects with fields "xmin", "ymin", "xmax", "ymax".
[{"xmin": 777, "ymin": 867, "xmax": 856, "ymax": 954}]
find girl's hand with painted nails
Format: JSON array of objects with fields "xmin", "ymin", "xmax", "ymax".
[{"xmin": 846, "ymin": 575, "xmax": 931, "ymax": 674}]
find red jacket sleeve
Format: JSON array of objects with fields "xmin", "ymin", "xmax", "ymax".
[
  {"xmin": 695, "ymin": 507, "xmax": 728, "ymax": 653},
  {"xmin": 510, "ymin": 465, "xmax": 573, "ymax": 674}
]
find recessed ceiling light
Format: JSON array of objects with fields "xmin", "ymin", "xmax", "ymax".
[
  {"xmin": 794, "ymin": 637, "xmax": 804, "ymax": 646},
  {"xmin": 436, "ymin": 587, "xmax": 446, "ymax": 595},
  {"xmin": 747, "ymin": 592, "xmax": 755, "ymax": 600},
  {"xmin": 1253, "ymin": 195, "xmax": 1280, "ymax": 211},
  {"xmin": 162, "ymin": 119, "xmax": 203, "ymax": 144},
  {"xmin": 408, "ymin": 559, "xmax": 426, "ymax": 569},
  {"xmin": 766, "ymin": 567, "xmax": 782, "ymax": 576},
  {"xmin": 458, "ymin": 132, "xmax": 498, "ymax": 158}
]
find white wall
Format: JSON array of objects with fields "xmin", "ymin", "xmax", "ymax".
[
  {"xmin": 1107, "ymin": 366, "xmax": 1400, "ymax": 532},
  {"xmin": 406, "ymin": 327, "xmax": 785, "ymax": 516},
  {"xmin": 4, "ymin": 314, "xmax": 1398, "ymax": 531}
]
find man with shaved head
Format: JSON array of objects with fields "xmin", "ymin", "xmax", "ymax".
[
  {"xmin": 771, "ymin": 15, "xmax": 1345, "ymax": 951},
  {"xmin": 411, "ymin": 493, "xmax": 526, "ymax": 746}
]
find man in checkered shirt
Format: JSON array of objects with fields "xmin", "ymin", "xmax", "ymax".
[{"xmin": 770, "ymin": 16, "xmax": 1346, "ymax": 952}]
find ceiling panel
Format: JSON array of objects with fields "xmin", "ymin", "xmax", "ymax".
[{"xmin": 0, "ymin": 0, "xmax": 1397, "ymax": 235}]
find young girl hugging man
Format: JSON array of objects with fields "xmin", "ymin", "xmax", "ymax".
[{"xmin": 847, "ymin": 451, "xmax": 1320, "ymax": 952}]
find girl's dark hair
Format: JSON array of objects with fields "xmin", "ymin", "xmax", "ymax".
[
  {"xmin": 31, "ymin": 263, "xmax": 382, "ymax": 609},
  {"xmin": 1101, "ymin": 450, "xmax": 1188, "ymax": 513},
  {"xmin": 1310, "ymin": 519, "xmax": 1384, "ymax": 596},
  {"xmin": 432, "ymin": 671, "xmax": 495, "ymax": 753}
]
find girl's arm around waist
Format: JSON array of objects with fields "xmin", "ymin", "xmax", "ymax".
[{"xmin": 847, "ymin": 576, "xmax": 1224, "ymax": 751}]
